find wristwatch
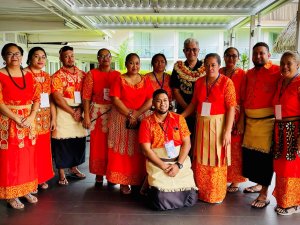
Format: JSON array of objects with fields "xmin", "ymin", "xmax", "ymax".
[{"xmin": 175, "ymin": 162, "xmax": 183, "ymax": 169}]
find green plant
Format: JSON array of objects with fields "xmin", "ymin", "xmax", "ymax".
[
  {"xmin": 111, "ymin": 38, "xmax": 130, "ymax": 71},
  {"xmin": 240, "ymin": 52, "xmax": 249, "ymax": 70}
]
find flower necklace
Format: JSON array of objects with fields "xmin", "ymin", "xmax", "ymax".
[
  {"xmin": 174, "ymin": 61, "xmax": 206, "ymax": 82},
  {"xmin": 5, "ymin": 66, "xmax": 26, "ymax": 90}
]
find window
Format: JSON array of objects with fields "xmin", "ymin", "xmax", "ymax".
[
  {"xmin": 134, "ymin": 32, "xmax": 151, "ymax": 58},
  {"xmin": 178, "ymin": 32, "xmax": 194, "ymax": 58}
]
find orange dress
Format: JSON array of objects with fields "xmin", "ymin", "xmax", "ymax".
[
  {"xmin": 107, "ymin": 75, "xmax": 153, "ymax": 185},
  {"xmin": 272, "ymin": 75, "xmax": 300, "ymax": 208},
  {"xmin": 192, "ymin": 74, "xmax": 236, "ymax": 203},
  {"xmin": 31, "ymin": 71, "xmax": 54, "ymax": 184},
  {"xmin": 219, "ymin": 67, "xmax": 247, "ymax": 183},
  {"xmin": 82, "ymin": 69, "xmax": 120, "ymax": 176},
  {"xmin": 0, "ymin": 71, "xmax": 39, "ymax": 199},
  {"xmin": 145, "ymin": 72, "xmax": 172, "ymax": 100}
]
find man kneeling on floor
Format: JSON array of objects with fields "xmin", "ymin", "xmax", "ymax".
[{"xmin": 139, "ymin": 89, "xmax": 198, "ymax": 210}]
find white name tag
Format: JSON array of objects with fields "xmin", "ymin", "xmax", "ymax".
[
  {"xmin": 164, "ymin": 140, "xmax": 177, "ymax": 158},
  {"xmin": 201, "ymin": 102, "xmax": 211, "ymax": 116},
  {"xmin": 275, "ymin": 105, "xmax": 282, "ymax": 120},
  {"xmin": 74, "ymin": 91, "xmax": 82, "ymax": 104},
  {"xmin": 40, "ymin": 93, "xmax": 50, "ymax": 108},
  {"xmin": 103, "ymin": 88, "xmax": 111, "ymax": 101}
]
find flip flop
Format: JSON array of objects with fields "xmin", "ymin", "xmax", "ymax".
[
  {"xmin": 68, "ymin": 169, "xmax": 86, "ymax": 179},
  {"xmin": 227, "ymin": 186, "xmax": 239, "ymax": 193},
  {"xmin": 243, "ymin": 185, "xmax": 262, "ymax": 193},
  {"xmin": 58, "ymin": 177, "xmax": 69, "ymax": 185},
  {"xmin": 277, "ymin": 206, "xmax": 300, "ymax": 216},
  {"xmin": 251, "ymin": 199, "xmax": 270, "ymax": 209}
]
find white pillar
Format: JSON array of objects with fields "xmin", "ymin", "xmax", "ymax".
[
  {"xmin": 249, "ymin": 15, "xmax": 256, "ymax": 68},
  {"xmin": 296, "ymin": 1, "xmax": 300, "ymax": 53},
  {"xmin": 257, "ymin": 13, "xmax": 262, "ymax": 42}
]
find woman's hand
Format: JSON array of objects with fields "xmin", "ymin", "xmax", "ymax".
[
  {"xmin": 82, "ymin": 115, "xmax": 91, "ymax": 129},
  {"xmin": 222, "ymin": 129, "xmax": 231, "ymax": 147},
  {"xmin": 127, "ymin": 117, "xmax": 138, "ymax": 128},
  {"xmin": 72, "ymin": 108, "xmax": 83, "ymax": 122},
  {"xmin": 21, "ymin": 114, "xmax": 35, "ymax": 128},
  {"xmin": 13, "ymin": 115, "xmax": 23, "ymax": 127}
]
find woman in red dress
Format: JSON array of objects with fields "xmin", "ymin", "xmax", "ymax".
[
  {"xmin": 107, "ymin": 53, "xmax": 153, "ymax": 194},
  {"xmin": 145, "ymin": 53, "xmax": 172, "ymax": 100},
  {"xmin": 25, "ymin": 47, "xmax": 55, "ymax": 191},
  {"xmin": 272, "ymin": 51, "xmax": 300, "ymax": 215},
  {"xmin": 219, "ymin": 47, "xmax": 247, "ymax": 193},
  {"xmin": 0, "ymin": 43, "xmax": 39, "ymax": 209},
  {"xmin": 182, "ymin": 53, "xmax": 236, "ymax": 203},
  {"xmin": 83, "ymin": 48, "xmax": 120, "ymax": 185}
]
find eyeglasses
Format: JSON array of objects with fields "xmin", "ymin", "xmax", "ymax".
[
  {"xmin": 225, "ymin": 54, "xmax": 238, "ymax": 59},
  {"xmin": 184, "ymin": 48, "xmax": 199, "ymax": 53},
  {"xmin": 98, "ymin": 54, "xmax": 111, "ymax": 59},
  {"xmin": 6, "ymin": 52, "xmax": 22, "ymax": 58}
]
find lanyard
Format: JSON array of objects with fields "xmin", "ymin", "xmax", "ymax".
[
  {"xmin": 206, "ymin": 73, "xmax": 220, "ymax": 101},
  {"xmin": 158, "ymin": 114, "xmax": 170, "ymax": 141},
  {"xmin": 223, "ymin": 67, "xmax": 236, "ymax": 79},
  {"xmin": 153, "ymin": 72, "xmax": 165, "ymax": 89},
  {"xmin": 278, "ymin": 73, "xmax": 299, "ymax": 101}
]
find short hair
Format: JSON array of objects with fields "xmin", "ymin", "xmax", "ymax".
[
  {"xmin": 1, "ymin": 43, "xmax": 24, "ymax": 58},
  {"xmin": 27, "ymin": 47, "xmax": 47, "ymax": 65},
  {"xmin": 152, "ymin": 88, "xmax": 169, "ymax": 99},
  {"xmin": 59, "ymin": 46, "xmax": 73, "ymax": 54},
  {"xmin": 253, "ymin": 42, "xmax": 269, "ymax": 52},
  {"xmin": 151, "ymin": 53, "xmax": 167, "ymax": 67},
  {"xmin": 224, "ymin": 47, "xmax": 240, "ymax": 57},
  {"xmin": 280, "ymin": 51, "xmax": 300, "ymax": 64},
  {"xmin": 204, "ymin": 53, "xmax": 221, "ymax": 65},
  {"xmin": 184, "ymin": 38, "xmax": 199, "ymax": 48},
  {"xmin": 97, "ymin": 48, "xmax": 111, "ymax": 57},
  {"xmin": 125, "ymin": 53, "xmax": 140, "ymax": 65}
]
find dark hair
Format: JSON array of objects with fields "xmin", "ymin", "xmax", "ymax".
[
  {"xmin": 151, "ymin": 53, "xmax": 167, "ymax": 67},
  {"xmin": 152, "ymin": 88, "xmax": 168, "ymax": 99},
  {"xmin": 1, "ymin": 43, "xmax": 24, "ymax": 58},
  {"xmin": 204, "ymin": 53, "xmax": 221, "ymax": 65},
  {"xmin": 59, "ymin": 46, "xmax": 73, "ymax": 54},
  {"xmin": 97, "ymin": 48, "xmax": 111, "ymax": 57},
  {"xmin": 26, "ymin": 47, "xmax": 47, "ymax": 65},
  {"xmin": 253, "ymin": 42, "xmax": 269, "ymax": 52},
  {"xmin": 224, "ymin": 47, "xmax": 240, "ymax": 57},
  {"xmin": 125, "ymin": 53, "xmax": 140, "ymax": 65}
]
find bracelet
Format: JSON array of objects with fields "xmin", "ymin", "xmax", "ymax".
[{"xmin": 127, "ymin": 110, "xmax": 136, "ymax": 120}]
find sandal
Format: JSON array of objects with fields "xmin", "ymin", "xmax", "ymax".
[
  {"xmin": 243, "ymin": 185, "xmax": 262, "ymax": 193},
  {"xmin": 23, "ymin": 193, "xmax": 38, "ymax": 204},
  {"xmin": 277, "ymin": 206, "xmax": 300, "ymax": 216},
  {"xmin": 227, "ymin": 184, "xmax": 239, "ymax": 193},
  {"xmin": 7, "ymin": 198, "xmax": 24, "ymax": 209},
  {"xmin": 39, "ymin": 182, "xmax": 49, "ymax": 190},
  {"xmin": 68, "ymin": 169, "xmax": 86, "ymax": 179},
  {"xmin": 120, "ymin": 185, "xmax": 131, "ymax": 195},
  {"xmin": 31, "ymin": 189, "xmax": 38, "ymax": 194},
  {"xmin": 95, "ymin": 175, "xmax": 103, "ymax": 185},
  {"xmin": 251, "ymin": 198, "xmax": 270, "ymax": 209},
  {"xmin": 58, "ymin": 177, "xmax": 69, "ymax": 185}
]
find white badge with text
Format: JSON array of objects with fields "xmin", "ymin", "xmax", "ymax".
[
  {"xmin": 201, "ymin": 102, "xmax": 212, "ymax": 116},
  {"xmin": 40, "ymin": 93, "xmax": 50, "ymax": 108},
  {"xmin": 164, "ymin": 140, "xmax": 177, "ymax": 158},
  {"xmin": 74, "ymin": 91, "xmax": 82, "ymax": 104},
  {"xmin": 103, "ymin": 88, "xmax": 111, "ymax": 101},
  {"xmin": 275, "ymin": 105, "xmax": 282, "ymax": 120}
]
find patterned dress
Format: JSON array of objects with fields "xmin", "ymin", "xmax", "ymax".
[
  {"xmin": 0, "ymin": 71, "xmax": 39, "ymax": 199},
  {"xmin": 192, "ymin": 74, "xmax": 236, "ymax": 203},
  {"xmin": 82, "ymin": 69, "xmax": 120, "ymax": 176}
]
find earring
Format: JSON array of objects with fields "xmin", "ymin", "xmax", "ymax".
[{"xmin": 3, "ymin": 62, "xmax": 6, "ymax": 65}]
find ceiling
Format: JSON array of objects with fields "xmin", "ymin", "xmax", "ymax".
[{"xmin": 0, "ymin": 0, "xmax": 295, "ymax": 60}]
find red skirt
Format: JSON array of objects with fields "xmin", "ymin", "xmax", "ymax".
[
  {"xmin": 227, "ymin": 134, "xmax": 247, "ymax": 183},
  {"xmin": 36, "ymin": 132, "xmax": 54, "ymax": 184},
  {"xmin": 0, "ymin": 137, "xmax": 37, "ymax": 199}
]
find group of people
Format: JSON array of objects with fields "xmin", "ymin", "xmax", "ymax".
[{"xmin": 0, "ymin": 38, "xmax": 299, "ymax": 215}]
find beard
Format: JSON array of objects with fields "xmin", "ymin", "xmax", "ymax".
[{"xmin": 156, "ymin": 109, "xmax": 168, "ymax": 115}]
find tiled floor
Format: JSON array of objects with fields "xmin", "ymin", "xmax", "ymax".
[{"xmin": 1, "ymin": 144, "xmax": 299, "ymax": 225}]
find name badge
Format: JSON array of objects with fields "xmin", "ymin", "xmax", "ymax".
[
  {"xmin": 201, "ymin": 102, "xmax": 211, "ymax": 116},
  {"xmin": 40, "ymin": 93, "xmax": 50, "ymax": 108},
  {"xmin": 275, "ymin": 105, "xmax": 282, "ymax": 120},
  {"xmin": 74, "ymin": 91, "xmax": 82, "ymax": 104},
  {"xmin": 164, "ymin": 140, "xmax": 177, "ymax": 158},
  {"xmin": 103, "ymin": 88, "xmax": 111, "ymax": 101}
]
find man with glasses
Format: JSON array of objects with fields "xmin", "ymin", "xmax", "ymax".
[
  {"xmin": 51, "ymin": 46, "xmax": 88, "ymax": 185},
  {"xmin": 170, "ymin": 38, "xmax": 204, "ymax": 152}
]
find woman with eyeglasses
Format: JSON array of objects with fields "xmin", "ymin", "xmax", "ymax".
[
  {"xmin": 24, "ymin": 47, "xmax": 55, "ymax": 192},
  {"xmin": 0, "ymin": 43, "xmax": 40, "ymax": 209},
  {"xmin": 82, "ymin": 48, "xmax": 120, "ymax": 186},
  {"xmin": 219, "ymin": 47, "xmax": 247, "ymax": 193},
  {"xmin": 145, "ymin": 53, "xmax": 172, "ymax": 100}
]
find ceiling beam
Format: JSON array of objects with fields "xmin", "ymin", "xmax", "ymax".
[{"xmin": 94, "ymin": 23, "xmax": 227, "ymax": 29}]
